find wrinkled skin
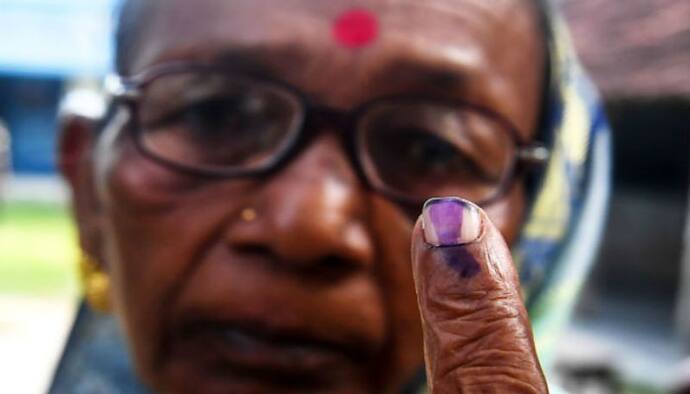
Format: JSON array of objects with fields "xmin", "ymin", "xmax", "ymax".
[
  {"xmin": 412, "ymin": 207, "xmax": 547, "ymax": 393},
  {"xmin": 60, "ymin": 0, "xmax": 545, "ymax": 393}
]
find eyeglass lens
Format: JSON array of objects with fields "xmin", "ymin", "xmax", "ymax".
[
  {"xmin": 357, "ymin": 101, "xmax": 514, "ymax": 202},
  {"xmin": 138, "ymin": 71, "xmax": 302, "ymax": 172}
]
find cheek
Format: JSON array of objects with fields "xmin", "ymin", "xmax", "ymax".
[
  {"xmin": 368, "ymin": 196, "xmax": 425, "ymax": 390},
  {"xmin": 483, "ymin": 183, "xmax": 526, "ymax": 246},
  {"xmin": 97, "ymin": 140, "xmax": 258, "ymax": 379}
]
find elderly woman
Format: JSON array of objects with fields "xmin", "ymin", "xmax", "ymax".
[{"xmin": 52, "ymin": 0, "xmax": 610, "ymax": 393}]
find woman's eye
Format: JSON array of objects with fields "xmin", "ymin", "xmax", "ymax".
[
  {"xmin": 391, "ymin": 128, "xmax": 497, "ymax": 183},
  {"xmin": 397, "ymin": 129, "xmax": 460, "ymax": 171},
  {"xmin": 175, "ymin": 95, "xmax": 269, "ymax": 136}
]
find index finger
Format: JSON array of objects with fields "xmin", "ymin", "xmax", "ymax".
[{"xmin": 411, "ymin": 197, "xmax": 547, "ymax": 393}]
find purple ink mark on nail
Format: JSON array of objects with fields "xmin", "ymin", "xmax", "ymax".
[
  {"xmin": 428, "ymin": 198, "xmax": 464, "ymax": 245},
  {"xmin": 441, "ymin": 248, "xmax": 481, "ymax": 279}
]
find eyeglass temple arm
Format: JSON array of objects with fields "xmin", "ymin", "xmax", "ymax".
[
  {"xmin": 516, "ymin": 144, "xmax": 550, "ymax": 166},
  {"xmin": 104, "ymin": 74, "xmax": 140, "ymax": 100}
]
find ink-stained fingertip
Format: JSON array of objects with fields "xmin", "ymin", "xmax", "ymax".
[{"xmin": 421, "ymin": 197, "xmax": 482, "ymax": 247}]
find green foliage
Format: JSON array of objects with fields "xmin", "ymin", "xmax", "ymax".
[{"xmin": 0, "ymin": 201, "xmax": 77, "ymax": 295}]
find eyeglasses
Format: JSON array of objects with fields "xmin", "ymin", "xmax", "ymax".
[{"xmin": 106, "ymin": 62, "xmax": 549, "ymax": 206}]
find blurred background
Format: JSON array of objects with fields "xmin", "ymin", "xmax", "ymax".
[
  {"xmin": 554, "ymin": 1, "xmax": 690, "ymax": 393},
  {"xmin": 0, "ymin": 0, "xmax": 688, "ymax": 393},
  {"xmin": 0, "ymin": 1, "xmax": 113, "ymax": 392}
]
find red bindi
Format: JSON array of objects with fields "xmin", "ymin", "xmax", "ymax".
[{"xmin": 332, "ymin": 9, "xmax": 379, "ymax": 49}]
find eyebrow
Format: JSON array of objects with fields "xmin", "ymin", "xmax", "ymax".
[
  {"xmin": 212, "ymin": 46, "xmax": 311, "ymax": 78},
  {"xmin": 368, "ymin": 58, "xmax": 469, "ymax": 95},
  {"xmin": 210, "ymin": 46, "xmax": 470, "ymax": 101}
]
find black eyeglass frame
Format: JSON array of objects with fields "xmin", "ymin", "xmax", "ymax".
[{"xmin": 105, "ymin": 62, "xmax": 550, "ymax": 207}]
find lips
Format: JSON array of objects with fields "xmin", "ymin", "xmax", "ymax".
[
  {"xmin": 157, "ymin": 254, "xmax": 387, "ymax": 391},
  {"xmin": 167, "ymin": 317, "xmax": 373, "ymax": 387}
]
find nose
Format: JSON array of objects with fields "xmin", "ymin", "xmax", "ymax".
[{"xmin": 226, "ymin": 133, "xmax": 374, "ymax": 274}]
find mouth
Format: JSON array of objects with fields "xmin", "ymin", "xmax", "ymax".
[{"xmin": 167, "ymin": 318, "xmax": 373, "ymax": 388}]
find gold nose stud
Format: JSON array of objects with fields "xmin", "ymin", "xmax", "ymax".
[{"xmin": 241, "ymin": 208, "xmax": 257, "ymax": 222}]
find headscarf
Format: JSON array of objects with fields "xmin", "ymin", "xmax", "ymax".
[
  {"xmin": 49, "ymin": 1, "xmax": 611, "ymax": 392},
  {"xmin": 516, "ymin": 0, "xmax": 611, "ymax": 370}
]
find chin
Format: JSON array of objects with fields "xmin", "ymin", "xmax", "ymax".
[{"xmin": 136, "ymin": 322, "xmax": 376, "ymax": 394}]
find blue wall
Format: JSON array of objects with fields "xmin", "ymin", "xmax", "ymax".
[
  {"xmin": 0, "ymin": 76, "xmax": 63, "ymax": 174},
  {"xmin": 0, "ymin": 0, "xmax": 116, "ymax": 174}
]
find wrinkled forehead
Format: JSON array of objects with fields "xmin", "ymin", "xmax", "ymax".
[
  {"xmin": 121, "ymin": 0, "xmax": 542, "ymax": 74},
  {"xmin": 118, "ymin": 0, "xmax": 544, "ymax": 138}
]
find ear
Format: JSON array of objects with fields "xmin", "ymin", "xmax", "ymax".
[{"xmin": 58, "ymin": 114, "xmax": 103, "ymax": 263}]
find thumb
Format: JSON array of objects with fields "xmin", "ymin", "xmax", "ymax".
[{"xmin": 411, "ymin": 197, "xmax": 547, "ymax": 394}]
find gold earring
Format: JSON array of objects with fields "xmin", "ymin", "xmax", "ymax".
[
  {"xmin": 79, "ymin": 253, "xmax": 112, "ymax": 313},
  {"xmin": 241, "ymin": 208, "xmax": 257, "ymax": 222}
]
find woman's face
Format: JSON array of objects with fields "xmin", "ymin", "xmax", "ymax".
[{"xmin": 76, "ymin": 0, "xmax": 543, "ymax": 392}]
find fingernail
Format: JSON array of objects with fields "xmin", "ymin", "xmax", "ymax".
[{"xmin": 422, "ymin": 197, "xmax": 482, "ymax": 247}]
